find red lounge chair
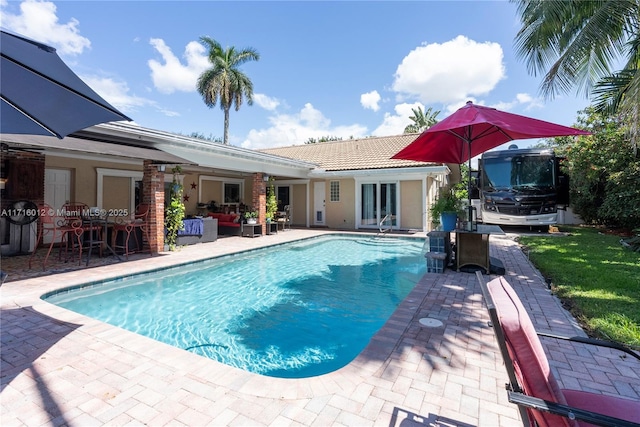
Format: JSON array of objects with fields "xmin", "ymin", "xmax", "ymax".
[{"xmin": 476, "ymin": 272, "xmax": 640, "ymax": 427}]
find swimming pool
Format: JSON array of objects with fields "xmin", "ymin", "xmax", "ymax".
[{"xmin": 44, "ymin": 234, "xmax": 427, "ymax": 378}]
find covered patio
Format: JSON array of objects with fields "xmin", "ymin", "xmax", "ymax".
[{"xmin": 1, "ymin": 230, "xmax": 638, "ymax": 426}]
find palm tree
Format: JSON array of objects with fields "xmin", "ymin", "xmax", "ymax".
[
  {"xmin": 513, "ymin": 0, "xmax": 639, "ymax": 150},
  {"xmin": 196, "ymin": 36, "xmax": 260, "ymax": 145},
  {"xmin": 403, "ymin": 106, "xmax": 440, "ymax": 134}
]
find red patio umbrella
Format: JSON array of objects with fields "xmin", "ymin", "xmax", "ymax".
[{"xmin": 392, "ymin": 101, "xmax": 590, "ymax": 210}]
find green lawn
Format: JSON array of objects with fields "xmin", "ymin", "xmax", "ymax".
[{"xmin": 518, "ymin": 226, "xmax": 640, "ymax": 348}]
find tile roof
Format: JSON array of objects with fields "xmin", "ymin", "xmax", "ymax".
[{"xmin": 259, "ymin": 134, "xmax": 440, "ymax": 171}]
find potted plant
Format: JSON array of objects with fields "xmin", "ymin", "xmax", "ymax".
[
  {"xmin": 244, "ymin": 210, "xmax": 258, "ymax": 224},
  {"xmin": 265, "ymin": 177, "xmax": 278, "ymax": 223},
  {"xmin": 165, "ymin": 166, "xmax": 185, "ymax": 251},
  {"xmin": 430, "ymin": 186, "xmax": 463, "ymax": 231}
]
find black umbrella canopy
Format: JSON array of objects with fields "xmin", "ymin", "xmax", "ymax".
[{"xmin": 0, "ymin": 29, "xmax": 131, "ymax": 139}]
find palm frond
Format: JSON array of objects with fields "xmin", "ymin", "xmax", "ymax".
[
  {"xmin": 513, "ymin": 0, "xmax": 635, "ymax": 99},
  {"xmin": 195, "ymin": 36, "xmax": 260, "ymax": 144}
]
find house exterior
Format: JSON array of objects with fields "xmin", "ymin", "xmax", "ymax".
[
  {"xmin": 1, "ymin": 123, "xmax": 457, "ymax": 256},
  {"xmin": 260, "ymin": 136, "xmax": 460, "ymax": 232}
]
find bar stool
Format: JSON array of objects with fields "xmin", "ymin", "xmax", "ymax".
[
  {"xmin": 60, "ymin": 202, "xmax": 102, "ymax": 265},
  {"xmin": 28, "ymin": 204, "xmax": 77, "ymax": 270},
  {"xmin": 111, "ymin": 204, "xmax": 150, "ymax": 259}
]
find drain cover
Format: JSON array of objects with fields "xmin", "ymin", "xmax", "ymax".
[{"xmin": 419, "ymin": 318, "xmax": 443, "ymax": 328}]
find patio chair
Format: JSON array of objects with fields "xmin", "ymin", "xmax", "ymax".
[
  {"xmin": 111, "ymin": 204, "xmax": 151, "ymax": 259},
  {"xmin": 476, "ymin": 272, "xmax": 640, "ymax": 427},
  {"xmin": 277, "ymin": 205, "xmax": 291, "ymax": 231},
  {"xmin": 61, "ymin": 202, "xmax": 102, "ymax": 265},
  {"xmin": 28, "ymin": 204, "xmax": 79, "ymax": 270}
]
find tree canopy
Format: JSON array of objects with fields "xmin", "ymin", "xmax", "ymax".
[
  {"xmin": 304, "ymin": 135, "xmax": 344, "ymax": 144},
  {"xmin": 196, "ymin": 37, "xmax": 260, "ymax": 145},
  {"xmin": 403, "ymin": 106, "xmax": 440, "ymax": 134},
  {"xmin": 552, "ymin": 107, "xmax": 639, "ymax": 229},
  {"xmin": 513, "ymin": 0, "xmax": 639, "ymax": 149}
]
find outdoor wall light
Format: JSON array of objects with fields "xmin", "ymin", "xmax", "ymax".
[
  {"xmin": 263, "ymin": 173, "xmax": 270, "ymax": 182},
  {"xmin": 156, "ymin": 164, "xmax": 166, "ymax": 172}
]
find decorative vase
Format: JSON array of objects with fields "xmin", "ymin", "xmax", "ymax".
[{"xmin": 440, "ymin": 212, "xmax": 458, "ymax": 231}]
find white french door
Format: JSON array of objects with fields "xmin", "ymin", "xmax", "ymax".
[
  {"xmin": 44, "ymin": 168, "xmax": 71, "ymax": 243},
  {"xmin": 359, "ymin": 182, "xmax": 397, "ymax": 229}
]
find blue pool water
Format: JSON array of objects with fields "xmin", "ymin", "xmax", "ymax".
[{"xmin": 44, "ymin": 234, "xmax": 427, "ymax": 378}]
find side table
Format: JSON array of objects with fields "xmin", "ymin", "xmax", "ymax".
[
  {"xmin": 242, "ymin": 223, "xmax": 262, "ymax": 238},
  {"xmin": 267, "ymin": 222, "xmax": 278, "ymax": 235}
]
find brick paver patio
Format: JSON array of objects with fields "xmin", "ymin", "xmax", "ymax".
[{"xmin": 1, "ymin": 230, "xmax": 638, "ymax": 426}]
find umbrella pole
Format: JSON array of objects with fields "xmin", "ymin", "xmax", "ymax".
[
  {"xmin": 468, "ymin": 140, "xmax": 472, "ymax": 206},
  {"xmin": 467, "ymin": 138, "xmax": 474, "ymax": 229}
]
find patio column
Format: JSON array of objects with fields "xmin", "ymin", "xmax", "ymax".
[
  {"xmin": 143, "ymin": 160, "xmax": 165, "ymax": 253},
  {"xmin": 252, "ymin": 173, "xmax": 267, "ymax": 235}
]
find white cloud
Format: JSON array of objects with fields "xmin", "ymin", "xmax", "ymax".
[
  {"xmin": 392, "ymin": 35, "xmax": 505, "ymax": 106},
  {"xmin": 241, "ymin": 103, "xmax": 367, "ymax": 149},
  {"xmin": 360, "ymin": 90, "xmax": 381, "ymax": 111},
  {"xmin": 489, "ymin": 93, "xmax": 544, "ymax": 112},
  {"xmin": 148, "ymin": 38, "xmax": 210, "ymax": 94},
  {"xmin": 371, "ymin": 102, "xmax": 425, "ymax": 136},
  {"xmin": 517, "ymin": 93, "xmax": 544, "ymax": 110},
  {"xmin": 443, "ymin": 98, "xmax": 478, "ymax": 115},
  {"xmin": 253, "ymin": 94, "xmax": 280, "ymax": 111},
  {"xmin": 1, "ymin": 0, "xmax": 90, "ymax": 55},
  {"xmin": 81, "ymin": 75, "xmax": 163, "ymax": 115}
]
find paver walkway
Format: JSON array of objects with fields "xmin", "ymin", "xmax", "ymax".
[{"xmin": 1, "ymin": 230, "xmax": 638, "ymax": 426}]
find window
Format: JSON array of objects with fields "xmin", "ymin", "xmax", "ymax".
[
  {"xmin": 330, "ymin": 181, "xmax": 340, "ymax": 202},
  {"xmin": 277, "ymin": 186, "xmax": 290, "ymax": 211},
  {"xmin": 224, "ymin": 183, "xmax": 241, "ymax": 203}
]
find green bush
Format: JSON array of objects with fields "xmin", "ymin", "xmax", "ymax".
[{"xmin": 553, "ymin": 107, "xmax": 640, "ymax": 229}]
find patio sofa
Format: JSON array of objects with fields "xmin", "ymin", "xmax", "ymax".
[
  {"xmin": 207, "ymin": 212, "xmax": 242, "ymax": 236},
  {"xmin": 175, "ymin": 217, "xmax": 218, "ymax": 246}
]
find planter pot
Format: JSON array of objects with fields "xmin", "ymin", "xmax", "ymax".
[
  {"xmin": 246, "ymin": 218, "xmax": 257, "ymax": 225},
  {"xmin": 440, "ymin": 212, "xmax": 458, "ymax": 231}
]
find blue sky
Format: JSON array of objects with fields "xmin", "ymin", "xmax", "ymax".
[{"xmin": 1, "ymin": 0, "xmax": 591, "ymax": 150}]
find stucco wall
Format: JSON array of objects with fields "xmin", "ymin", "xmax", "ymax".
[
  {"xmin": 45, "ymin": 156, "xmax": 143, "ymax": 207},
  {"xmin": 324, "ymin": 179, "xmax": 355, "ymax": 229},
  {"xmin": 291, "ymin": 183, "xmax": 306, "ymax": 226},
  {"xmin": 180, "ymin": 173, "xmax": 198, "ymax": 215},
  {"xmin": 103, "ymin": 176, "xmax": 131, "ymax": 212},
  {"xmin": 400, "ymin": 180, "xmax": 423, "ymax": 229},
  {"xmin": 199, "ymin": 178, "xmax": 222, "ymax": 212}
]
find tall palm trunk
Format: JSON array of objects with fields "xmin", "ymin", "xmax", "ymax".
[{"xmin": 223, "ymin": 106, "xmax": 230, "ymax": 145}]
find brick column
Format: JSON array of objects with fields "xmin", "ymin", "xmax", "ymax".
[
  {"xmin": 143, "ymin": 160, "xmax": 165, "ymax": 253},
  {"xmin": 252, "ymin": 173, "xmax": 267, "ymax": 235}
]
